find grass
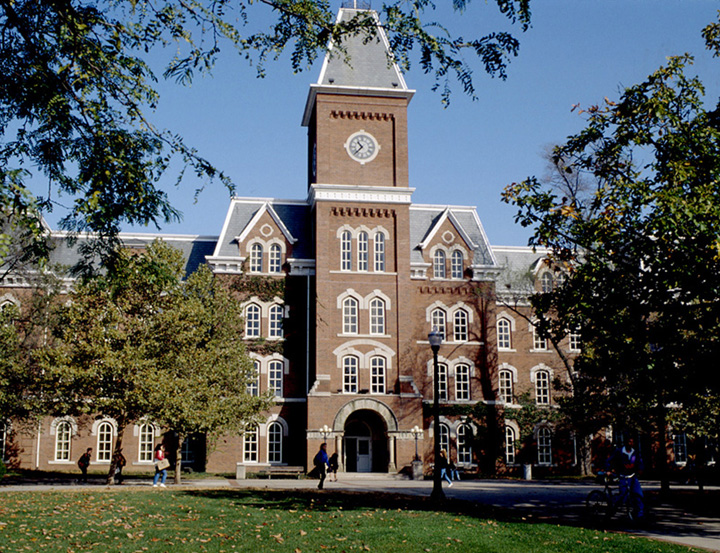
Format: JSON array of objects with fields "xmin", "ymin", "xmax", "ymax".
[{"xmin": 0, "ymin": 488, "xmax": 705, "ymax": 553}]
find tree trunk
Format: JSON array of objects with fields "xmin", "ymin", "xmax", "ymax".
[
  {"xmin": 106, "ymin": 422, "xmax": 126, "ymax": 486},
  {"xmin": 174, "ymin": 432, "xmax": 183, "ymax": 485},
  {"xmin": 655, "ymin": 404, "xmax": 670, "ymax": 494}
]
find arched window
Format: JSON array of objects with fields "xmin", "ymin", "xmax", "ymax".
[
  {"xmin": 139, "ymin": 423, "xmax": 155, "ymax": 462},
  {"xmin": 537, "ymin": 427, "xmax": 552, "ymax": 465},
  {"xmin": 341, "ymin": 231, "xmax": 352, "ymax": 271},
  {"xmin": 497, "ymin": 318, "xmax": 512, "ymax": 350},
  {"xmin": 455, "ymin": 364, "xmax": 470, "ymax": 401},
  {"xmin": 268, "ymin": 421, "xmax": 283, "ymax": 464},
  {"xmin": 243, "ymin": 425, "xmax": 258, "ymax": 462},
  {"xmin": 499, "ymin": 369, "xmax": 514, "ymax": 404},
  {"xmin": 535, "ymin": 370, "xmax": 550, "ymax": 405},
  {"xmin": 505, "ymin": 426, "xmax": 516, "ymax": 465},
  {"xmin": 97, "ymin": 421, "xmax": 113, "ymax": 462},
  {"xmin": 342, "ymin": 297, "xmax": 358, "ymax": 335},
  {"xmin": 55, "ymin": 421, "xmax": 72, "ymax": 461},
  {"xmin": 451, "ymin": 250, "xmax": 464, "ymax": 279},
  {"xmin": 431, "ymin": 308, "xmax": 446, "ymax": 340},
  {"xmin": 374, "ymin": 232, "xmax": 385, "ymax": 272},
  {"xmin": 343, "ymin": 356, "xmax": 359, "ymax": 393},
  {"xmin": 540, "ymin": 272, "xmax": 553, "ymax": 293},
  {"xmin": 369, "ymin": 298, "xmax": 385, "ymax": 335},
  {"xmin": 370, "ymin": 356, "xmax": 386, "ymax": 394},
  {"xmin": 433, "ymin": 250, "xmax": 446, "ymax": 279},
  {"xmin": 245, "ymin": 304, "xmax": 261, "ymax": 338},
  {"xmin": 247, "ymin": 360, "xmax": 260, "ymax": 397},
  {"xmin": 357, "ymin": 231, "xmax": 369, "ymax": 271},
  {"xmin": 437, "ymin": 363, "xmax": 448, "ymax": 401},
  {"xmin": 269, "ymin": 360, "xmax": 283, "ymax": 397},
  {"xmin": 269, "ymin": 305, "xmax": 283, "ymax": 338},
  {"xmin": 457, "ymin": 424, "xmax": 472, "ymax": 465},
  {"xmin": 453, "ymin": 309, "xmax": 468, "ymax": 342},
  {"xmin": 269, "ymin": 244, "xmax": 282, "ymax": 274},
  {"xmin": 249, "ymin": 243, "xmax": 264, "ymax": 273},
  {"xmin": 439, "ymin": 423, "xmax": 450, "ymax": 454}
]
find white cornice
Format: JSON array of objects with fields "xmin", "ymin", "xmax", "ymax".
[{"xmin": 308, "ymin": 184, "xmax": 414, "ymax": 206}]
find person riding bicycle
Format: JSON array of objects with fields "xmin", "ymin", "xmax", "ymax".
[{"xmin": 607, "ymin": 436, "xmax": 644, "ymax": 519}]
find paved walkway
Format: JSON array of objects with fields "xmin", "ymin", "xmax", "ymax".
[{"xmin": 2, "ymin": 475, "xmax": 718, "ymax": 552}]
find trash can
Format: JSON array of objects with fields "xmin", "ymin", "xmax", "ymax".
[{"xmin": 412, "ymin": 460, "xmax": 424, "ymax": 480}]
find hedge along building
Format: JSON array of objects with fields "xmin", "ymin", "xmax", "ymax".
[{"xmin": 1, "ymin": 6, "xmax": 580, "ymax": 477}]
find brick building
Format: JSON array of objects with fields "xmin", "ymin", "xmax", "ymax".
[{"xmin": 0, "ymin": 7, "xmax": 578, "ymax": 477}]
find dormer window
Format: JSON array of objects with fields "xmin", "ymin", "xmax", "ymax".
[
  {"xmin": 249, "ymin": 244, "xmax": 263, "ymax": 273},
  {"xmin": 540, "ymin": 272, "xmax": 553, "ymax": 293},
  {"xmin": 269, "ymin": 244, "xmax": 282, "ymax": 273},
  {"xmin": 433, "ymin": 250, "xmax": 446, "ymax": 279},
  {"xmin": 451, "ymin": 250, "xmax": 464, "ymax": 279}
]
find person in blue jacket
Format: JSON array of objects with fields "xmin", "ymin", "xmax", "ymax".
[
  {"xmin": 608, "ymin": 436, "xmax": 644, "ymax": 519},
  {"xmin": 314, "ymin": 443, "xmax": 329, "ymax": 490}
]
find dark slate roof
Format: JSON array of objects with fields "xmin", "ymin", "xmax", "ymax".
[
  {"xmin": 212, "ymin": 199, "xmax": 313, "ymax": 260},
  {"xmin": 492, "ymin": 245, "xmax": 548, "ymax": 294}
]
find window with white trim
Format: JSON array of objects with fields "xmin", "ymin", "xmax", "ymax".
[
  {"xmin": 673, "ymin": 433, "xmax": 687, "ymax": 464},
  {"xmin": 569, "ymin": 330, "xmax": 581, "ymax": 352},
  {"xmin": 451, "ymin": 250, "xmax": 463, "ymax": 279},
  {"xmin": 497, "ymin": 318, "xmax": 512, "ymax": 350},
  {"xmin": 437, "ymin": 363, "xmax": 448, "ymax": 401},
  {"xmin": 358, "ymin": 231, "xmax": 369, "ymax": 271},
  {"xmin": 343, "ymin": 356, "xmax": 359, "ymax": 393},
  {"xmin": 457, "ymin": 424, "xmax": 472, "ymax": 464},
  {"xmin": 0, "ymin": 421, "xmax": 6, "ymax": 461},
  {"xmin": 247, "ymin": 360, "xmax": 260, "ymax": 397},
  {"xmin": 537, "ymin": 426, "xmax": 552, "ymax": 465},
  {"xmin": 540, "ymin": 272, "xmax": 553, "ymax": 293},
  {"xmin": 97, "ymin": 421, "xmax": 113, "ymax": 462},
  {"xmin": 505, "ymin": 426, "xmax": 516, "ymax": 464},
  {"xmin": 535, "ymin": 370, "xmax": 550, "ymax": 406},
  {"xmin": 269, "ymin": 244, "xmax": 282, "ymax": 274},
  {"xmin": 250, "ymin": 243, "xmax": 263, "ymax": 273},
  {"xmin": 533, "ymin": 325, "xmax": 547, "ymax": 351},
  {"xmin": 439, "ymin": 423, "xmax": 450, "ymax": 454},
  {"xmin": 245, "ymin": 304, "xmax": 261, "ymax": 338},
  {"xmin": 369, "ymin": 298, "xmax": 385, "ymax": 335},
  {"xmin": 139, "ymin": 423, "xmax": 154, "ymax": 462},
  {"xmin": 268, "ymin": 421, "xmax": 283, "ymax": 464},
  {"xmin": 370, "ymin": 356, "xmax": 386, "ymax": 394},
  {"xmin": 243, "ymin": 426, "xmax": 258, "ymax": 462},
  {"xmin": 269, "ymin": 304, "xmax": 283, "ymax": 338},
  {"xmin": 431, "ymin": 308, "xmax": 446, "ymax": 340},
  {"xmin": 341, "ymin": 231, "xmax": 352, "ymax": 271},
  {"xmin": 433, "ymin": 250, "xmax": 446, "ymax": 279},
  {"xmin": 269, "ymin": 360, "xmax": 283, "ymax": 397},
  {"xmin": 55, "ymin": 421, "xmax": 71, "ymax": 461},
  {"xmin": 374, "ymin": 232, "xmax": 385, "ymax": 272},
  {"xmin": 455, "ymin": 364, "xmax": 471, "ymax": 401},
  {"xmin": 499, "ymin": 369, "xmax": 514, "ymax": 404},
  {"xmin": 453, "ymin": 309, "xmax": 468, "ymax": 342},
  {"xmin": 342, "ymin": 297, "xmax": 358, "ymax": 335}
]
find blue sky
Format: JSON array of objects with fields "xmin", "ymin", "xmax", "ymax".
[{"xmin": 39, "ymin": 1, "xmax": 720, "ymax": 246}]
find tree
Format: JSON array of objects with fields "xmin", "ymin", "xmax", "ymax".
[
  {"xmin": 37, "ymin": 240, "xmax": 264, "ymax": 484},
  {"xmin": 1, "ymin": 0, "xmax": 532, "ymax": 274},
  {"xmin": 503, "ymin": 14, "xmax": 720, "ymax": 486}
]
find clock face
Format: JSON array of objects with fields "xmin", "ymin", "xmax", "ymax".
[{"xmin": 345, "ymin": 131, "xmax": 379, "ymax": 164}]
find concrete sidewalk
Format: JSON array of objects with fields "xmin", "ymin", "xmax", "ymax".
[{"xmin": 2, "ymin": 474, "xmax": 718, "ymax": 552}]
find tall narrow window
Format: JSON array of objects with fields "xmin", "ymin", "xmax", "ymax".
[
  {"xmin": 269, "ymin": 244, "xmax": 282, "ymax": 273},
  {"xmin": 451, "ymin": 250, "xmax": 464, "ymax": 279},
  {"xmin": 341, "ymin": 231, "xmax": 352, "ymax": 271},
  {"xmin": 269, "ymin": 304, "xmax": 283, "ymax": 338},
  {"xmin": 569, "ymin": 330, "xmax": 581, "ymax": 352},
  {"xmin": 374, "ymin": 232, "xmax": 385, "ymax": 272},
  {"xmin": 243, "ymin": 426, "xmax": 258, "ymax": 462},
  {"xmin": 342, "ymin": 297, "xmax": 358, "ymax": 335},
  {"xmin": 97, "ymin": 421, "xmax": 113, "ymax": 462},
  {"xmin": 181, "ymin": 435, "xmax": 196, "ymax": 464},
  {"xmin": 437, "ymin": 363, "xmax": 448, "ymax": 401},
  {"xmin": 453, "ymin": 309, "xmax": 468, "ymax": 342},
  {"xmin": 0, "ymin": 422, "xmax": 6, "ymax": 461},
  {"xmin": 139, "ymin": 423, "xmax": 154, "ymax": 462},
  {"xmin": 369, "ymin": 298, "xmax": 385, "ymax": 335},
  {"xmin": 431, "ymin": 309, "xmax": 446, "ymax": 340},
  {"xmin": 673, "ymin": 433, "xmax": 688, "ymax": 464},
  {"xmin": 505, "ymin": 426, "xmax": 516, "ymax": 465},
  {"xmin": 357, "ymin": 231, "xmax": 369, "ymax": 271},
  {"xmin": 499, "ymin": 370, "xmax": 514, "ymax": 404},
  {"xmin": 533, "ymin": 325, "xmax": 547, "ymax": 351},
  {"xmin": 247, "ymin": 361, "xmax": 260, "ymax": 397},
  {"xmin": 433, "ymin": 250, "xmax": 446, "ymax": 279},
  {"xmin": 439, "ymin": 423, "xmax": 450, "ymax": 454},
  {"xmin": 497, "ymin": 318, "xmax": 512, "ymax": 349},
  {"xmin": 268, "ymin": 422, "xmax": 283, "ymax": 464},
  {"xmin": 535, "ymin": 370, "xmax": 550, "ymax": 406},
  {"xmin": 457, "ymin": 424, "xmax": 472, "ymax": 464},
  {"xmin": 455, "ymin": 364, "xmax": 470, "ymax": 401},
  {"xmin": 537, "ymin": 427, "xmax": 552, "ymax": 465},
  {"xmin": 370, "ymin": 356, "xmax": 386, "ymax": 394},
  {"xmin": 55, "ymin": 421, "xmax": 71, "ymax": 461},
  {"xmin": 245, "ymin": 304, "xmax": 261, "ymax": 338},
  {"xmin": 249, "ymin": 243, "xmax": 263, "ymax": 273},
  {"xmin": 540, "ymin": 272, "xmax": 553, "ymax": 293},
  {"xmin": 343, "ymin": 356, "xmax": 359, "ymax": 393},
  {"xmin": 269, "ymin": 360, "xmax": 283, "ymax": 397}
]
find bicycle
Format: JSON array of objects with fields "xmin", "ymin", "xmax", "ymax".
[{"xmin": 586, "ymin": 471, "xmax": 642, "ymax": 522}]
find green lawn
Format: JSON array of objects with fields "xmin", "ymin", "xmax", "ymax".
[{"xmin": 0, "ymin": 488, "xmax": 701, "ymax": 553}]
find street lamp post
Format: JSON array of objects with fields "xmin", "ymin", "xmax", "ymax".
[
  {"xmin": 428, "ymin": 328, "xmax": 445, "ymax": 501},
  {"xmin": 320, "ymin": 424, "xmax": 332, "ymax": 442},
  {"xmin": 411, "ymin": 425, "xmax": 421, "ymax": 461}
]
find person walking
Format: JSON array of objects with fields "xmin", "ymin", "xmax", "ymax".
[
  {"xmin": 328, "ymin": 452, "xmax": 339, "ymax": 482},
  {"xmin": 113, "ymin": 448, "xmax": 127, "ymax": 485},
  {"xmin": 314, "ymin": 443, "xmax": 329, "ymax": 490},
  {"xmin": 448, "ymin": 455, "xmax": 460, "ymax": 481},
  {"xmin": 438, "ymin": 449, "xmax": 453, "ymax": 487},
  {"xmin": 77, "ymin": 448, "xmax": 92, "ymax": 484},
  {"xmin": 152, "ymin": 444, "xmax": 169, "ymax": 488}
]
